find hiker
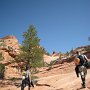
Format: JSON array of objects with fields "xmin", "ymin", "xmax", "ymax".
[
  {"xmin": 74, "ymin": 51, "xmax": 89, "ymax": 88},
  {"xmin": 21, "ymin": 66, "xmax": 34, "ymax": 90}
]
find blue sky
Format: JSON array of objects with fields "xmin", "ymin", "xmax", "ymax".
[{"xmin": 0, "ymin": 0, "xmax": 90, "ymax": 53}]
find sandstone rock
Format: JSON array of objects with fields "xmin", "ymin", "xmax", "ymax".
[{"xmin": 0, "ymin": 35, "xmax": 21, "ymax": 79}]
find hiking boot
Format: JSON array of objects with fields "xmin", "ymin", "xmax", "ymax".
[{"xmin": 82, "ymin": 83, "xmax": 86, "ymax": 88}]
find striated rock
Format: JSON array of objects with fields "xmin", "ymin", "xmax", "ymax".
[{"xmin": 0, "ymin": 35, "xmax": 21, "ymax": 79}]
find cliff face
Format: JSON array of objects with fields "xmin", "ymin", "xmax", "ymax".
[
  {"xmin": 0, "ymin": 35, "xmax": 21, "ymax": 78},
  {"xmin": 0, "ymin": 35, "xmax": 20, "ymax": 62}
]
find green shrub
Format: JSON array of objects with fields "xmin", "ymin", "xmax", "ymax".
[
  {"xmin": 0, "ymin": 63, "xmax": 5, "ymax": 79},
  {"xmin": 0, "ymin": 52, "xmax": 4, "ymax": 61}
]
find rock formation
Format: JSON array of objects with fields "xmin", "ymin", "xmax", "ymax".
[{"xmin": 0, "ymin": 35, "xmax": 21, "ymax": 78}]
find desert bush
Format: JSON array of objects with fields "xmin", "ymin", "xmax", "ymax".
[
  {"xmin": 0, "ymin": 63, "xmax": 5, "ymax": 79},
  {"xmin": 0, "ymin": 52, "xmax": 4, "ymax": 61}
]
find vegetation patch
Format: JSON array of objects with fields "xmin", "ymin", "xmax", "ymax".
[{"xmin": 0, "ymin": 63, "xmax": 5, "ymax": 79}]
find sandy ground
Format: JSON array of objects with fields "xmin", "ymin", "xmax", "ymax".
[{"xmin": 0, "ymin": 64, "xmax": 90, "ymax": 90}]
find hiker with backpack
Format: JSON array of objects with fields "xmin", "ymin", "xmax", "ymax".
[
  {"xmin": 21, "ymin": 66, "xmax": 34, "ymax": 90},
  {"xmin": 74, "ymin": 51, "xmax": 89, "ymax": 88}
]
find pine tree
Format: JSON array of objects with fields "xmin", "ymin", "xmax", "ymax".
[{"xmin": 18, "ymin": 25, "xmax": 45, "ymax": 68}]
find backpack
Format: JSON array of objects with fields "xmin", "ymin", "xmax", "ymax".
[
  {"xmin": 74, "ymin": 58, "xmax": 80, "ymax": 66},
  {"xmin": 85, "ymin": 61, "xmax": 90, "ymax": 69},
  {"xmin": 78, "ymin": 55, "xmax": 87, "ymax": 66},
  {"xmin": 22, "ymin": 70, "xmax": 29, "ymax": 77}
]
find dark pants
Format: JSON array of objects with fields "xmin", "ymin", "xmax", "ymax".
[
  {"xmin": 21, "ymin": 78, "xmax": 30, "ymax": 90},
  {"xmin": 75, "ymin": 65, "xmax": 79, "ymax": 77},
  {"xmin": 21, "ymin": 78, "xmax": 34, "ymax": 90}
]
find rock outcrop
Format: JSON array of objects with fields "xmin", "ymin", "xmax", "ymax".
[{"xmin": 0, "ymin": 35, "xmax": 21, "ymax": 78}]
